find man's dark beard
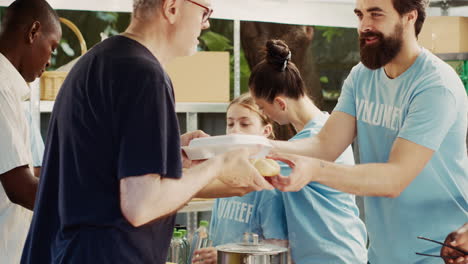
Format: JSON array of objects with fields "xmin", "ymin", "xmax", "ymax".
[{"xmin": 359, "ymin": 24, "xmax": 403, "ymax": 70}]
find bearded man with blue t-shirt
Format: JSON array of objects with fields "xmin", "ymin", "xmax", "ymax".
[{"xmin": 269, "ymin": 0, "xmax": 468, "ymax": 263}]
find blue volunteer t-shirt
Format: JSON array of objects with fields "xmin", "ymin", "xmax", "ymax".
[
  {"xmin": 280, "ymin": 112, "xmax": 368, "ymax": 264},
  {"xmin": 334, "ymin": 48, "xmax": 468, "ymax": 264},
  {"xmin": 21, "ymin": 36, "xmax": 182, "ymax": 264},
  {"xmin": 210, "ymin": 189, "xmax": 287, "ymax": 246}
]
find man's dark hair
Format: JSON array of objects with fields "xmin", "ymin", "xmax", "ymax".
[
  {"xmin": 0, "ymin": 0, "xmax": 60, "ymax": 35},
  {"xmin": 392, "ymin": 0, "xmax": 429, "ymax": 37}
]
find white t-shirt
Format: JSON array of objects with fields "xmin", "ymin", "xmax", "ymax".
[{"xmin": 0, "ymin": 53, "xmax": 34, "ymax": 263}]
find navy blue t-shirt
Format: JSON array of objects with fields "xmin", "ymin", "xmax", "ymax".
[{"xmin": 21, "ymin": 36, "xmax": 182, "ymax": 264}]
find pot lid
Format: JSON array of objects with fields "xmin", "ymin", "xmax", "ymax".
[{"xmin": 216, "ymin": 242, "xmax": 287, "ymax": 255}]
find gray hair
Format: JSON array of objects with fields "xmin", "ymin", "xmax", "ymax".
[{"xmin": 133, "ymin": 0, "xmax": 163, "ymax": 19}]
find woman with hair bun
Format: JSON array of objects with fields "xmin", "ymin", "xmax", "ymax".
[{"xmin": 249, "ymin": 39, "xmax": 368, "ymax": 264}]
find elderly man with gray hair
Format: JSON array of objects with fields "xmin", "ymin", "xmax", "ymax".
[{"xmin": 21, "ymin": 0, "xmax": 272, "ymax": 263}]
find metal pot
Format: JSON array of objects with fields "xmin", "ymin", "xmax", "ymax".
[{"xmin": 216, "ymin": 233, "xmax": 288, "ymax": 264}]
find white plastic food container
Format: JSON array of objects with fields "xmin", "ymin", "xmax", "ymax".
[{"xmin": 182, "ymin": 134, "xmax": 272, "ymax": 160}]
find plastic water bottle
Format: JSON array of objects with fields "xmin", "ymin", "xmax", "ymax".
[
  {"xmin": 167, "ymin": 231, "xmax": 175, "ymax": 263},
  {"xmin": 168, "ymin": 231, "xmax": 186, "ymax": 264},
  {"xmin": 179, "ymin": 229, "xmax": 191, "ymax": 264},
  {"xmin": 189, "ymin": 220, "xmax": 210, "ymax": 263}
]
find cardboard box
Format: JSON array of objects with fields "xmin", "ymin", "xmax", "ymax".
[
  {"xmin": 418, "ymin": 16, "xmax": 468, "ymax": 54},
  {"xmin": 166, "ymin": 51, "xmax": 230, "ymax": 103}
]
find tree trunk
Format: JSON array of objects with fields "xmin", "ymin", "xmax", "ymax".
[{"xmin": 241, "ymin": 21, "xmax": 323, "ymax": 140}]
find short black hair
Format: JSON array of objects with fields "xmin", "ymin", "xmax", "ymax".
[{"xmin": 1, "ymin": 0, "xmax": 60, "ymax": 35}]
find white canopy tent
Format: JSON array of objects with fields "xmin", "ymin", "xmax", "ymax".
[
  {"xmin": 1, "ymin": 0, "xmax": 467, "ymax": 111},
  {"xmin": 0, "ymin": 0, "xmax": 467, "ymax": 28},
  {"xmin": 0, "ymin": 0, "xmax": 466, "ymax": 99},
  {"xmin": 1, "ymin": 0, "xmax": 467, "ymax": 104}
]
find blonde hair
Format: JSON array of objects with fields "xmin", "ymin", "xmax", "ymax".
[{"xmin": 227, "ymin": 93, "xmax": 275, "ymax": 139}]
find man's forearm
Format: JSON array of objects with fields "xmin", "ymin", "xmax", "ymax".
[
  {"xmin": 272, "ymin": 136, "xmax": 341, "ymax": 162},
  {"xmin": 314, "ymin": 160, "xmax": 408, "ymax": 198},
  {"xmin": 157, "ymin": 157, "xmax": 225, "ymax": 213},
  {"xmin": 0, "ymin": 166, "xmax": 38, "ymax": 211},
  {"xmin": 271, "ymin": 112, "xmax": 357, "ymax": 162},
  {"xmin": 12, "ymin": 176, "xmax": 38, "ymax": 210},
  {"xmin": 122, "ymin": 147, "xmax": 270, "ymax": 227},
  {"xmin": 195, "ymin": 179, "xmax": 252, "ymax": 198},
  {"xmin": 300, "ymin": 137, "xmax": 432, "ymax": 198},
  {"xmin": 120, "ymin": 156, "xmax": 224, "ymax": 227},
  {"xmin": 33, "ymin": 167, "xmax": 41, "ymax": 178}
]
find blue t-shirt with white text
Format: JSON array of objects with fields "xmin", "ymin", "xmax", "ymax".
[
  {"xmin": 210, "ymin": 189, "xmax": 287, "ymax": 246},
  {"xmin": 334, "ymin": 48, "xmax": 468, "ymax": 264},
  {"xmin": 280, "ymin": 112, "xmax": 368, "ymax": 264}
]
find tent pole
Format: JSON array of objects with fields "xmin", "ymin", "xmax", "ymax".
[{"xmin": 234, "ymin": 19, "xmax": 241, "ymax": 99}]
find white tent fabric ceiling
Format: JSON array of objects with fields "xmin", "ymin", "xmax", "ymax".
[{"xmin": 0, "ymin": 0, "xmax": 467, "ymax": 28}]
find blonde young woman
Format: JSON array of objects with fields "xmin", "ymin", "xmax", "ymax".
[
  {"xmin": 192, "ymin": 94, "xmax": 288, "ymax": 264},
  {"xmin": 249, "ymin": 40, "xmax": 368, "ymax": 264}
]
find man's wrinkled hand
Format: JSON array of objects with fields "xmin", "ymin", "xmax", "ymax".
[
  {"xmin": 181, "ymin": 130, "xmax": 210, "ymax": 169},
  {"xmin": 181, "ymin": 130, "xmax": 210, "ymax": 147},
  {"xmin": 218, "ymin": 148, "xmax": 274, "ymax": 191}
]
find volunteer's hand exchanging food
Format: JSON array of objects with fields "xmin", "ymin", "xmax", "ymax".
[
  {"xmin": 267, "ymin": 152, "xmax": 321, "ymax": 192},
  {"xmin": 181, "ymin": 130, "xmax": 210, "ymax": 168},
  {"xmin": 217, "ymin": 148, "xmax": 274, "ymax": 191},
  {"xmin": 250, "ymin": 158, "xmax": 281, "ymax": 177}
]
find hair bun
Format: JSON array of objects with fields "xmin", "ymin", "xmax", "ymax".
[{"xmin": 265, "ymin": 40, "xmax": 291, "ymax": 71}]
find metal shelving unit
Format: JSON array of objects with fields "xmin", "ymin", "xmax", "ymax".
[
  {"xmin": 436, "ymin": 52, "xmax": 468, "ymax": 61},
  {"xmin": 36, "ymin": 100, "xmax": 229, "ymax": 137},
  {"xmin": 36, "ymin": 100, "xmax": 228, "ymax": 114},
  {"xmin": 179, "ymin": 199, "xmax": 215, "ymax": 213}
]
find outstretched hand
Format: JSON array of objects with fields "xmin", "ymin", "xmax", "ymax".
[
  {"xmin": 181, "ymin": 130, "xmax": 210, "ymax": 168},
  {"xmin": 267, "ymin": 152, "xmax": 321, "ymax": 192},
  {"xmin": 218, "ymin": 147, "xmax": 274, "ymax": 192}
]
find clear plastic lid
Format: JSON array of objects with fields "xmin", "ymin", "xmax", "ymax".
[
  {"xmin": 216, "ymin": 242, "xmax": 287, "ymax": 255},
  {"xmin": 216, "ymin": 233, "xmax": 287, "ymax": 255},
  {"xmin": 182, "ymin": 134, "xmax": 272, "ymax": 160}
]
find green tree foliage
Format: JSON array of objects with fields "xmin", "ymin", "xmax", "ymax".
[
  {"xmin": 47, "ymin": 11, "xmax": 130, "ymax": 70},
  {"xmin": 312, "ymin": 26, "xmax": 359, "ymax": 100}
]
